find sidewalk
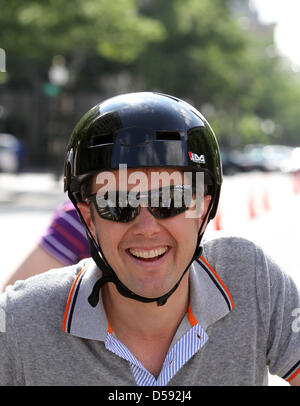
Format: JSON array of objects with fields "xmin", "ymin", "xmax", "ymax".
[
  {"xmin": 0, "ymin": 171, "xmax": 67, "ymax": 289},
  {"xmin": 0, "ymin": 171, "xmax": 65, "ymax": 209}
]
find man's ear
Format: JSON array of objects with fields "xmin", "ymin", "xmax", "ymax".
[
  {"xmin": 202, "ymin": 195, "xmax": 212, "ymax": 219},
  {"xmin": 77, "ymin": 202, "xmax": 95, "ymax": 237}
]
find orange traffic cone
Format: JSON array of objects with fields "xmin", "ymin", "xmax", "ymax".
[
  {"xmin": 214, "ymin": 211, "xmax": 222, "ymax": 230},
  {"xmin": 292, "ymin": 173, "xmax": 300, "ymax": 195},
  {"xmin": 248, "ymin": 195, "xmax": 257, "ymax": 220},
  {"xmin": 263, "ymin": 190, "xmax": 270, "ymax": 212}
]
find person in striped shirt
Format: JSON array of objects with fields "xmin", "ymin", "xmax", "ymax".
[{"xmin": 39, "ymin": 200, "xmax": 90, "ymax": 266}]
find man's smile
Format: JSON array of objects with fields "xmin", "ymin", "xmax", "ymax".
[{"xmin": 126, "ymin": 246, "xmax": 170, "ymax": 263}]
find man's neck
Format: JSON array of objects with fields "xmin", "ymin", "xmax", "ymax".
[
  {"xmin": 101, "ymin": 275, "xmax": 189, "ymax": 378},
  {"xmin": 101, "ymin": 274, "xmax": 189, "ymax": 340}
]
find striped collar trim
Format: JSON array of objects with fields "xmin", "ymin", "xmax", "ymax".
[
  {"xmin": 188, "ymin": 256, "xmax": 234, "ymax": 329},
  {"xmin": 62, "ymin": 256, "xmax": 234, "ymax": 340},
  {"xmin": 198, "ymin": 256, "xmax": 234, "ymax": 311},
  {"xmin": 282, "ymin": 360, "xmax": 300, "ymax": 382},
  {"xmin": 62, "ymin": 260, "xmax": 108, "ymax": 341}
]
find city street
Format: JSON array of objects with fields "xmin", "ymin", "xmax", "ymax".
[
  {"xmin": 1, "ymin": 170, "xmax": 300, "ymax": 386},
  {"xmin": 0, "ymin": 172, "xmax": 66, "ymax": 288}
]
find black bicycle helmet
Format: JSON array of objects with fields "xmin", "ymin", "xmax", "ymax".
[{"xmin": 64, "ymin": 92, "xmax": 223, "ymax": 306}]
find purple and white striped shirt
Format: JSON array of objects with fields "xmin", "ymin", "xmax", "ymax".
[{"xmin": 39, "ymin": 201, "xmax": 90, "ymax": 265}]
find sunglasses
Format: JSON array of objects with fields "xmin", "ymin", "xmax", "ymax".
[{"xmin": 87, "ymin": 185, "xmax": 197, "ymax": 223}]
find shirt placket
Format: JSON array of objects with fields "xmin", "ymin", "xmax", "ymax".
[{"xmin": 105, "ymin": 324, "xmax": 208, "ymax": 386}]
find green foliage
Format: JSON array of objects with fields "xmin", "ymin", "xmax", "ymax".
[
  {"xmin": 135, "ymin": 0, "xmax": 300, "ymax": 147},
  {"xmin": 1, "ymin": 0, "xmax": 300, "ymax": 149},
  {"xmin": 0, "ymin": 0, "xmax": 165, "ymax": 62}
]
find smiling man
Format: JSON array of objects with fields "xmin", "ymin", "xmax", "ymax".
[
  {"xmin": 0, "ymin": 92, "xmax": 299, "ymax": 386},
  {"xmin": 76, "ymin": 166, "xmax": 211, "ymax": 379}
]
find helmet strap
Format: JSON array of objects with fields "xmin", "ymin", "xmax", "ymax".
[
  {"xmin": 71, "ymin": 190, "xmax": 214, "ymax": 308},
  {"xmin": 87, "ymin": 231, "xmax": 203, "ymax": 308},
  {"xmin": 86, "ymin": 203, "xmax": 213, "ymax": 309}
]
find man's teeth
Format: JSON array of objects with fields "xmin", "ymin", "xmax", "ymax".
[{"xmin": 129, "ymin": 247, "xmax": 168, "ymax": 259}]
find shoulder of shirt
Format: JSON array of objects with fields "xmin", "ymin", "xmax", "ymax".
[
  {"xmin": 1, "ymin": 258, "xmax": 94, "ymax": 323},
  {"xmin": 200, "ymin": 230, "xmax": 270, "ymax": 284},
  {"xmin": 202, "ymin": 230, "xmax": 261, "ymax": 260},
  {"xmin": 201, "ymin": 230, "xmax": 289, "ymax": 291}
]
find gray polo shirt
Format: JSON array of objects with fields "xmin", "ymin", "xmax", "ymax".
[{"xmin": 0, "ymin": 234, "xmax": 299, "ymax": 386}]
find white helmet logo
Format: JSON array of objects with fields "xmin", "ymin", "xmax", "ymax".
[{"xmin": 189, "ymin": 152, "xmax": 206, "ymax": 164}]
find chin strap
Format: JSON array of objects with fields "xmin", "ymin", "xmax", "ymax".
[
  {"xmin": 72, "ymin": 189, "xmax": 213, "ymax": 308},
  {"xmin": 87, "ymin": 231, "xmax": 203, "ymax": 308}
]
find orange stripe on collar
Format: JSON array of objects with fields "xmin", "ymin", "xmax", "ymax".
[
  {"xmin": 188, "ymin": 303, "xmax": 198, "ymax": 327},
  {"xmin": 62, "ymin": 266, "xmax": 88, "ymax": 332},
  {"xmin": 286, "ymin": 366, "xmax": 300, "ymax": 382},
  {"xmin": 200, "ymin": 256, "xmax": 234, "ymax": 310},
  {"xmin": 107, "ymin": 321, "xmax": 113, "ymax": 334}
]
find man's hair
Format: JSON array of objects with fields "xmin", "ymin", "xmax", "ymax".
[{"xmin": 80, "ymin": 177, "xmax": 93, "ymax": 201}]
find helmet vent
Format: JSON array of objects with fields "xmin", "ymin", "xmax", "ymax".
[
  {"xmin": 89, "ymin": 134, "xmax": 114, "ymax": 146},
  {"xmin": 89, "ymin": 112, "xmax": 122, "ymax": 137},
  {"xmin": 156, "ymin": 131, "xmax": 181, "ymax": 141}
]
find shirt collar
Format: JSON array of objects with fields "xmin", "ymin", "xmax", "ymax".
[
  {"xmin": 62, "ymin": 256, "xmax": 234, "ymax": 341},
  {"xmin": 190, "ymin": 257, "xmax": 234, "ymax": 329}
]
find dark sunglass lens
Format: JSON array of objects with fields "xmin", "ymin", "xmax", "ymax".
[
  {"xmin": 115, "ymin": 206, "xmax": 139, "ymax": 222},
  {"xmin": 96, "ymin": 204, "xmax": 139, "ymax": 222},
  {"xmin": 93, "ymin": 192, "xmax": 139, "ymax": 222},
  {"xmin": 150, "ymin": 206, "xmax": 188, "ymax": 219},
  {"xmin": 149, "ymin": 186, "xmax": 190, "ymax": 219}
]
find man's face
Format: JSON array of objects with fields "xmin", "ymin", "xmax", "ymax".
[{"xmin": 78, "ymin": 167, "xmax": 211, "ymax": 300}]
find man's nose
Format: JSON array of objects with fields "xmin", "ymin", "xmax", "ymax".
[{"xmin": 131, "ymin": 207, "xmax": 162, "ymax": 237}]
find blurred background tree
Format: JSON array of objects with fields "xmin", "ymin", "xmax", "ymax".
[
  {"xmin": 0, "ymin": 0, "xmax": 300, "ymax": 172},
  {"xmin": 0, "ymin": 0, "xmax": 165, "ymax": 168},
  {"xmin": 134, "ymin": 0, "xmax": 300, "ymax": 147}
]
